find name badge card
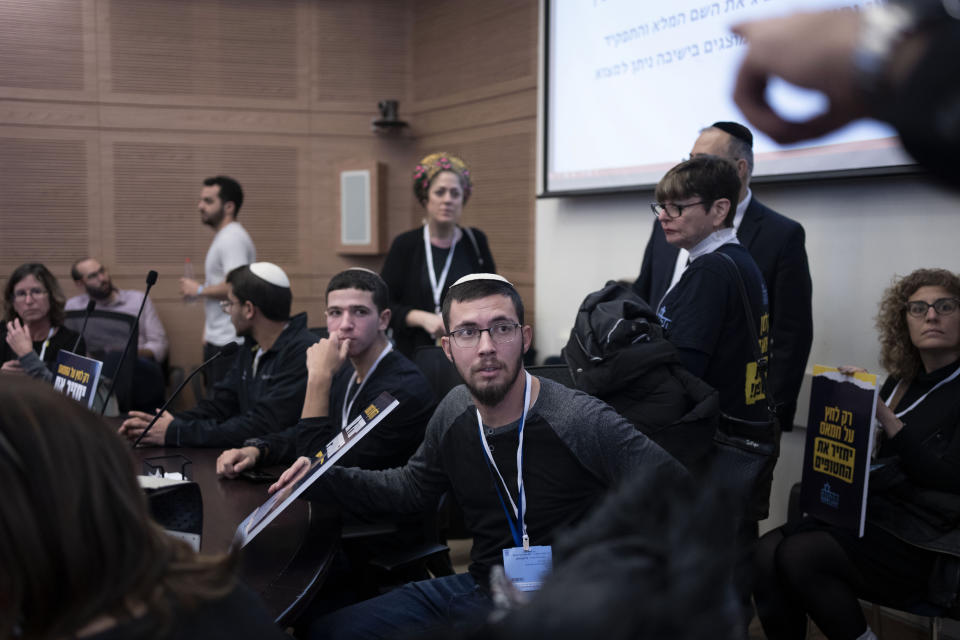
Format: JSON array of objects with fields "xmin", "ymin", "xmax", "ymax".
[{"xmin": 503, "ymin": 545, "xmax": 553, "ymax": 592}]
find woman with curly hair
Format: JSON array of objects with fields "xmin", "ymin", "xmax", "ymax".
[
  {"xmin": 0, "ymin": 375, "xmax": 288, "ymax": 640},
  {"xmin": 754, "ymin": 268, "xmax": 960, "ymax": 640},
  {"xmin": 380, "ymin": 152, "xmax": 497, "ymax": 358},
  {"xmin": 1, "ymin": 262, "xmax": 84, "ymax": 381}
]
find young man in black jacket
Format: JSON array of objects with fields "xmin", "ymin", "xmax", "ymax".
[{"xmin": 120, "ymin": 262, "xmax": 316, "ymax": 448}]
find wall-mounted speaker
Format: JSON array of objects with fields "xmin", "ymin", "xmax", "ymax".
[{"xmin": 337, "ymin": 162, "xmax": 386, "ymax": 255}]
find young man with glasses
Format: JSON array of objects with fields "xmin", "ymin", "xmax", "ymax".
[
  {"xmin": 268, "ymin": 273, "xmax": 685, "ymax": 640},
  {"xmin": 120, "ymin": 262, "xmax": 315, "ymax": 448}
]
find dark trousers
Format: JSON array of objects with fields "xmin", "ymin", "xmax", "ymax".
[
  {"xmin": 309, "ymin": 573, "xmax": 492, "ymax": 640},
  {"xmin": 202, "ymin": 342, "xmax": 237, "ymax": 397}
]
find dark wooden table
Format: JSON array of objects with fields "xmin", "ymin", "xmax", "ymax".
[{"xmin": 132, "ymin": 446, "xmax": 339, "ymax": 625}]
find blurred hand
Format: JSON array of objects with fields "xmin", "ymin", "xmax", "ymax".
[
  {"xmin": 837, "ymin": 365, "xmax": 869, "ymax": 376},
  {"xmin": 0, "ymin": 359, "xmax": 25, "ymax": 374},
  {"xmin": 268, "ymin": 457, "xmax": 311, "ymax": 495},
  {"xmin": 119, "ymin": 409, "xmax": 173, "ymax": 446},
  {"xmin": 217, "ymin": 446, "xmax": 260, "ymax": 478},
  {"xmin": 179, "ymin": 277, "xmax": 201, "ymax": 298},
  {"xmin": 408, "ymin": 310, "xmax": 446, "ymax": 339},
  {"xmin": 732, "ymin": 10, "xmax": 867, "ymax": 144},
  {"xmin": 306, "ymin": 337, "xmax": 349, "ymax": 380},
  {"xmin": 5, "ymin": 319, "xmax": 35, "ymax": 357}
]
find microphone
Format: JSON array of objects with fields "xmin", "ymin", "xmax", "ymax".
[
  {"xmin": 132, "ymin": 343, "xmax": 239, "ymax": 448},
  {"xmin": 72, "ymin": 299, "xmax": 96, "ymax": 352},
  {"xmin": 100, "ymin": 271, "xmax": 159, "ymax": 416}
]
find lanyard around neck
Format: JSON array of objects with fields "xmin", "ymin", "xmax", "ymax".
[
  {"xmin": 886, "ymin": 364, "xmax": 960, "ymax": 418},
  {"xmin": 476, "ymin": 371, "xmax": 533, "ymax": 550},
  {"xmin": 341, "ymin": 342, "xmax": 393, "ymax": 430},
  {"xmin": 37, "ymin": 327, "xmax": 56, "ymax": 361},
  {"xmin": 423, "ymin": 223, "xmax": 459, "ymax": 314}
]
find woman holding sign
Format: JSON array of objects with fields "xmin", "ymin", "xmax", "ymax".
[
  {"xmin": 754, "ymin": 268, "xmax": 960, "ymax": 640},
  {"xmin": 380, "ymin": 152, "xmax": 496, "ymax": 358},
  {"xmin": 1, "ymin": 262, "xmax": 84, "ymax": 382}
]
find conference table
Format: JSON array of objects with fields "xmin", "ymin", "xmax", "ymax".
[{"xmin": 132, "ymin": 446, "xmax": 339, "ymax": 625}]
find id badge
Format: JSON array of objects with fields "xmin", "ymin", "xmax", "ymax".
[{"xmin": 502, "ymin": 545, "xmax": 552, "ymax": 592}]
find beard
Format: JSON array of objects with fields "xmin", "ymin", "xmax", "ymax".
[
  {"xmin": 202, "ymin": 206, "xmax": 225, "ymax": 228},
  {"xmin": 85, "ymin": 281, "xmax": 114, "ymax": 301},
  {"xmin": 454, "ymin": 349, "xmax": 524, "ymax": 408}
]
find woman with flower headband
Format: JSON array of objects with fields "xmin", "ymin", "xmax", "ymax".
[{"xmin": 380, "ymin": 152, "xmax": 497, "ymax": 358}]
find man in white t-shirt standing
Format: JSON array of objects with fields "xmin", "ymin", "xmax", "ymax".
[{"xmin": 180, "ymin": 175, "xmax": 256, "ymax": 394}]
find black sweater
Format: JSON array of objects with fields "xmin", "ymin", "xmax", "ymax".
[{"xmin": 380, "ymin": 226, "xmax": 496, "ymax": 358}]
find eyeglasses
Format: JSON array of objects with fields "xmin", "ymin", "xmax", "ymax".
[
  {"xmin": 906, "ymin": 297, "xmax": 960, "ymax": 317},
  {"xmin": 13, "ymin": 288, "xmax": 48, "ymax": 300},
  {"xmin": 448, "ymin": 322, "xmax": 520, "ymax": 348},
  {"xmin": 650, "ymin": 201, "xmax": 708, "ymax": 219},
  {"xmin": 219, "ymin": 300, "xmax": 236, "ymax": 313}
]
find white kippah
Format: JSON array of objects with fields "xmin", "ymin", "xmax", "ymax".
[
  {"xmin": 344, "ymin": 267, "xmax": 379, "ymax": 276},
  {"xmin": 450, "ymin": 273, "xmax": 514, "ymax": 288},
  {"xmin": 249, "ymin": 262, "xmax": 290, "ymax": 288}
]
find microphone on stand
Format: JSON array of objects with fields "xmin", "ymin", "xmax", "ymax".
[
  {"xmin": 72, "ymin": 299, "xmax": 96, "ymax": 352},
  {"xmin": 132, "ymin": 343, "xmax": 239, "ymax": 448},
  {"xmin": 100, "ymin": 270, "xmax": 158, "ymax": 416}
]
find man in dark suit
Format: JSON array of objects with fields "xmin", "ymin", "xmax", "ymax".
[{"xmin": 634, "ymin": 121, "xmax": 813, "ymax": 430}]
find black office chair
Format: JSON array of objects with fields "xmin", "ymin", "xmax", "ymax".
[
  {"xmin": 412, "ymin": 345, "xmax": 463, "ymax": 400},
  {"xmin": 64, "ymin": 309, "xmax": 137, "ymax": 412},
  {"xmin": 527, "ymin": 363, "xmax": 575, "ymax": 388},
  {"xmin": 786, "ymin": 483, "xmax": 958, "ymax": 638}
]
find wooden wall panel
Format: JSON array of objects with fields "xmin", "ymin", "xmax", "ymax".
[
  {"xmin": 411, "ymin": 0, "xmax": 536, "ymax": 103},
  {"xmin": 0, "ymin": 0, "xmax": 85, "ymax": 91},
  {"xmin": 410, "ymin": 0, "xmax": 538, "ymax": 334},
  {"xmin": 313, "ymin": 0, "xmax": 409, "ymax": 107},
  {"xmin": 102, "ymin": 0, "xmax": 309, "ymax": 108},
  {"xmin": 0, "ymin": 0, "xmax": 542, "ymax": 366},
  {"xmin": 0, "ymin": 135, "xmax": 91, "ymax": 266},
  {"xmin": 109, "ymin": 139, "xmax": 303, "ymax": 267}
]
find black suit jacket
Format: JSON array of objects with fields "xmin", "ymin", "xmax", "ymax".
[{"xmin": 634, "ymin": 197, "xmax": 813, "ymax": 429}]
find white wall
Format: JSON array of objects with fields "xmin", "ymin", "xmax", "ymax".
[{"xmin": 534, "ymin": 174, "xmax": 960, "ymax": 527}]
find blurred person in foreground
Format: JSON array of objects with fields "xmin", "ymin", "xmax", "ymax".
[
  {"xmin": 732, "ymin": 1, "xmax": 960, "ymax": 186},
  {"xmin": 0, "ymin": 375, "xmax": 287, "ymax": 640}
]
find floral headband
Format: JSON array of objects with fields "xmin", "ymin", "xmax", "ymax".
[{"xmin": 413, "ymin": 152, "xmax": 472, "ymax": 206}]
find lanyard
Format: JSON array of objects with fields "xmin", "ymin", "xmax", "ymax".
[
  {"xmin": 37, "ymin": 327, "xmax": 55, "ymax": 361},
  {"xmin": 886, "ymin": 364, "xmax": 960, "ymax": 418},
  {"xmin": 476, "ymin": 371, "xmax": 533, "ymax": 550},
  {"xmin": 423, "ymin": 223, "xmax": 459, "ymax": 313},
  {"xmin": 341, "ymin": 343, "xmax": 393, "ymax": 429}
]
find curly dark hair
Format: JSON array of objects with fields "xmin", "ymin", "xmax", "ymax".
[
  {"xmin": 3, "ymin": 263, "xmax": 67, "ymax": 327},
  {"xmin": 876, "ymin": 268, "xmax": 960, "ymax": 379}
]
